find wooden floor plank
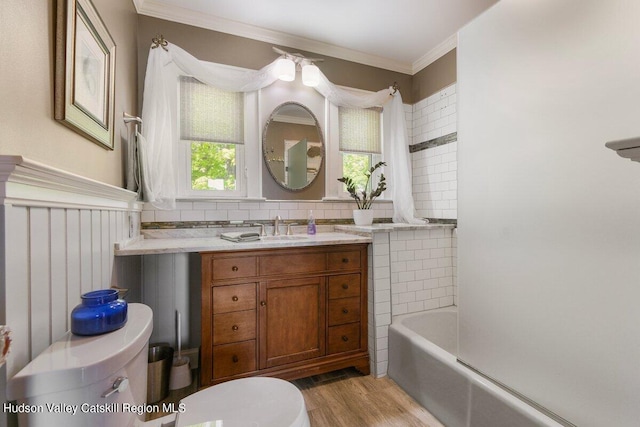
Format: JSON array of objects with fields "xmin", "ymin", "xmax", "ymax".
[
  {"xmin": 293, "ymin": 368, "xmax": 445, "ymax": 427},
  {"xmin": 147, "ymin": 367, "xmax": 444, "ymax": 426}
]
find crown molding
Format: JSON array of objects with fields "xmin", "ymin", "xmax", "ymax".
[
  {"xmin": 0, "ymin": 156, "xmax": 142, "ymax": 211},
  {"xmin": 135, "ymin": 0, "xmax": 415, "ymax": 75},
  {"xmin": 412, "ymin": 33, "xmax": 457, "ymax": 74}
]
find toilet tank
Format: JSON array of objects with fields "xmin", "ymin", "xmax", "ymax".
[{"xmin": 7, "ymin": 303, "xmax": 153, "ymax": 427}]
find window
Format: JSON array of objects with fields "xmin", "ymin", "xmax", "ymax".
[
  {"xmin": 339, "ymin": 106, "xmax": 383, "ymax": 195},
  {"xmin": 179, "ymin": 76, "xmax": 244, "ymax": 196}
]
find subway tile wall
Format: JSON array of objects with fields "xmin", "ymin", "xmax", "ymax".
[
  {"xmin": 411, "ymin": 84, "xmax": 458, "ymax": 220},
  {"xmin": 368, "ymin": 226, "xmax": 455, "ymax": 377},
  {"xmin": 141, "ymin": 200, "xmax": 394, "ymax": 224},
  {"xmin": 413, "ymin": 84, "xmax": 457, "ymax": 143},
  {"xmin": 369, "ymin": 233, "xmax": 391, "ymax": 377},
  {"xmin": 390, "ymin": 228, "xmax": 455, "ymax": 315}
]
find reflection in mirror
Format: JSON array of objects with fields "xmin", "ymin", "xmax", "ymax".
[{"xmin": 263, "ymin": 102, "xmax": 324, "ymax": 191}]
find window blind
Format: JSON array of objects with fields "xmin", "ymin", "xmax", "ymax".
[
  {"xmin": 339, "ymin": 107, "xmax": 382, "ymax": 154},
  {"xmin": 179, "ymin": 76, "xmax": 244, "ymax": 144}
]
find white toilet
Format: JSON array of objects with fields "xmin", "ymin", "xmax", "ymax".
[{"xmin": 7, "ymin": 304, "xmax": 310, "ymax": 427}]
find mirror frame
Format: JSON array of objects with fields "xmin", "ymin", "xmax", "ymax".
[{"xmin": 262, "ymin": 101, "xmax": 325, "ymax": 192}]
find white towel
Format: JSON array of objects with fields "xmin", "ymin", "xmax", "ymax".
[{"xmin": 220, "ymin": 232, "xmax": 261, "ymax": 243}]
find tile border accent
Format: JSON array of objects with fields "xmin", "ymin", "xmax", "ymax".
[
  {"xmin": 142, "ymin": 217, "xmax": 455, "ymax": 230},
  {"xmin": 142, "ymin": 217, "xmax": 395, "ymax": 229},
  {"xmin": 409, "ymin": 132, "xmax": 457, "ymax": 154},
  {"xmin": 425, "ymin": 218, "xmax": 457, "ymax": 225}
]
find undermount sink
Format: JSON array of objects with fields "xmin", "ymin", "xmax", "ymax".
[{"xmin": 261, "ymin": 235, "xmax": 309, "ymax": 241}]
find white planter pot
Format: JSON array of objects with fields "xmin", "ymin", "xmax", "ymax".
[{"xmin": 353, "ymin": 209, "xmax": 374, "ymax": 226}]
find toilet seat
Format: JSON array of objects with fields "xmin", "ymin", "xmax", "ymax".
[{"xmin": 175, "ymin": 377, "xmax": 310, "ymax": 427}]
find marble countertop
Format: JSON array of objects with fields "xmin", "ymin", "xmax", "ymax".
[{"xmin": 114, "ymin": 231, "xmax": 372, "ymax": 256}]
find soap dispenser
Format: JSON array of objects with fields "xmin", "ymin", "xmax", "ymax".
[{"xmin": 307, "ymin": 210, "xmax": 316, "ymax": 235}]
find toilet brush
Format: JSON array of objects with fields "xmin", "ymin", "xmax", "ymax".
[{"xmin": 169, "ymin": 310, "xmax": 192, "ymax": 390}]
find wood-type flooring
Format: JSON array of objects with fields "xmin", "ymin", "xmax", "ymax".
[{"xmin": 148, "ymin": 367, "xmax": 444, "ymax": 426}]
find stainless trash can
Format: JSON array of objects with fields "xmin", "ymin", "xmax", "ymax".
[{"xmin": 147, "ymin": 344, "xmax": 173, "ymax": 403}]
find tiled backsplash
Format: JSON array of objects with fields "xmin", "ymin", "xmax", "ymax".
[{"xmin": 141, "ymin": 200, "xmax": 394, "ymax": 225}]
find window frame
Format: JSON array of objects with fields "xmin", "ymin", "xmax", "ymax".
[
  {"xmin": 172, "ymin": 63, "xmax": 261, "ymax": 200},
  {"xmin": 325, "ymin": 94, "xmax": 386, "ymax": 201}
]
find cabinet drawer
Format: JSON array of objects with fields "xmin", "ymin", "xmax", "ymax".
[
  {"xmin": 212, "ymin": 256, "xmax": 257, "ymax": 281},
  {"xmin": 213, "ymin": 283, "xmax": 256, "ymax": 313},
  {"xmin": 328, "ymin": 274, "xmax": 361, "ymax": 299},
  {"xmin": 260, "ymin": 252, "xmax": 325, "ymax": 276},
  {"xmin": 328, "ymin": 297, "xmax": 361, "ymax": 326},
  {"xmin": 327, "ymin": 251, "xmax": 361, "ymax": 271},
  {"xmin": 327, "ymin": 323, "xmax": 360, "ymax": 354},
  {"xmin": 213, "ymin": 340, "xmax": 256, "ymax": 379},
  {"xmin": 213, "ymin": 310, "xmax": 256, "ymax": 345}
]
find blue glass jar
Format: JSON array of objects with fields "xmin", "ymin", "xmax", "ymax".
[{"xmin": 71, "ymin": 289, "xmax": 128, "ymax": 336}]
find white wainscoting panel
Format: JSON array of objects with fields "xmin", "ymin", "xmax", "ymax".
[{"xmin": 0, "ymin": 156, "xmax": 142, "ymax": 427}]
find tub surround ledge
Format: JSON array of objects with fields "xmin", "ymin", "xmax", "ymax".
[{"xmin": 336, "ymin": 223, "xmax": 455, "ymax": 234}]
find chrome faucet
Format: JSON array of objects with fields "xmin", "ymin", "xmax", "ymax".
[{"xmin": 273, "ymin": 215, "xmax": 281, "ymax": 236}]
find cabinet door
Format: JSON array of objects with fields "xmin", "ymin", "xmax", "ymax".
[{"xmin": 259, "ymin": 276, "xmax": 326, "ymax": 369}]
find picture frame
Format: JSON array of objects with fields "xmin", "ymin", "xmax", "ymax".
[{"xmin": 55, "ymin": 0, "xmax": 116, "ymax": 150}]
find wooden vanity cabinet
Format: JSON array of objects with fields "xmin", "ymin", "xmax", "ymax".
[{"xmin": 200, "ymin": 244, "xmax": 369, "ymax": 387}]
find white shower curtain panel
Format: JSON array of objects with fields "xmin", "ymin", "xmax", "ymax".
[{"xmin": 141, "ymin": 42, "xmax": 424, "ymax": 224}]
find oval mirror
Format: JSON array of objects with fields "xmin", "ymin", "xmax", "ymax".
[{"xmin": 263, "ymin": 102, "xmax": 324, "ymax": 191}]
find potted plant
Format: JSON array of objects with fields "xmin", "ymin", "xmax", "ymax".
[{"xmin": 338, "ymin": 161, "xmax": 387, "ymax": 226}]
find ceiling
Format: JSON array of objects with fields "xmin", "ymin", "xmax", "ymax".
[{"xmin": 133, "ymin": 0, "xmax": 499, "ymax": 75}]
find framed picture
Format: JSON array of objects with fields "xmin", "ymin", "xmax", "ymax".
[{"xmin": 55, "ymin": 0, "xmax": 116, "ymax": 150}]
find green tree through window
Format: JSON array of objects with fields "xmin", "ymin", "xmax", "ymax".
[
  {"xmin": 191, "ymin": 142, "xmax": 237, "ymax": 190},
  {"xmin": 342, "ymin": 153, "xmax": 371, "ymax": 191}
]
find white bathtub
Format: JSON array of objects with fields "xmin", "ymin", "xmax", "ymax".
[{"xmin": 388, "ymin": 307, "xmax": 566, "ymax": 427}]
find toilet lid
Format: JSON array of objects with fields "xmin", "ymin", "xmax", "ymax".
[{"xmin": 175, "ymin": 377, "xmax": 309, "ymax": 427}]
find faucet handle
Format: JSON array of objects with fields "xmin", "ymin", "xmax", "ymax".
[
  {"xmin": 286, "ymin": 223, "xmax": 299, "ymax": 236},
  {"xmin": 252, "ymin": 223, "xmax": 266, "ymax": 237}
]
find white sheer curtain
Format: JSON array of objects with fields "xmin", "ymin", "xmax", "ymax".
[{"xmin": 140, "ymin": 42, "xmax": 424, "ymax": 223}]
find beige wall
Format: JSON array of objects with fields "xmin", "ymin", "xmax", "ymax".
[
  {"xmin": 136, "ymin": 15, "xmax": 415, "ymax": 104},
  {"xmin": 412, "ymin": 49, "xmax": 457, "ymax": 101},
  {"xmin": 0, "ymin": 0, "xmax": 138, "ymax": 187},
  {"xmin": 136, "ymin": 16, "xmax": 457, "ymax": 107},
  {"xmin": 0, "ymin": 3, "xmax": 454, "ymax": 191}
]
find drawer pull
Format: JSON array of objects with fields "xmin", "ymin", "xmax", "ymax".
[
  {"xmin": 342, "ymin": 335, "xmax": 349, "ymax": 342},
  {"xmin": 342, "ymin": 258, "xmax": 349, "ymax": 263},
  {"xmin": 232, "ymin": 325, "xmax": 239, "ymax": 331},
  {"xmin": 342, "ymin": 284, "xmax": 349, "ymax": 290},
  {"xmin": 232, "ymin": 296, "xmax": 239, "ymax": 302},
  {"xmin": 342, "ymin": 308, "xmax": 349, "ymax": 314},
  {"xmin": 232, "ymin": 355, "xmax": 239, "ymax": 363},
  {"xmin": 232, "ymin": 266, "xmax": 239, "ymax": 272},
  {"xmin": 260, "ymin": 301, "xmax": 267, "ymax": 307}
]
